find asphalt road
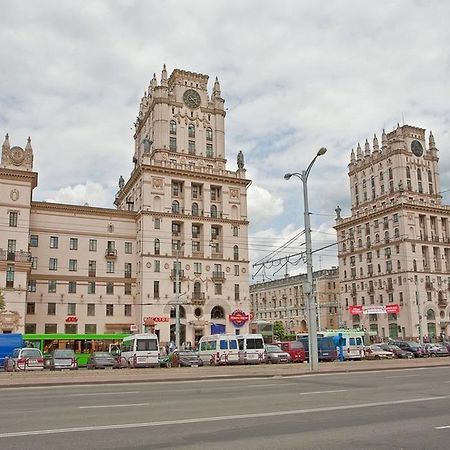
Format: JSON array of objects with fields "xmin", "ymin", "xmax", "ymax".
[{"xmin": 1, "ymin": 366, "xmax": 450, "ymax": 450}]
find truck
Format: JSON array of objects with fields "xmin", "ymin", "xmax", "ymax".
[{"xmin": 0, "ymin": 333, "xmax": 24, "ymax": 367}]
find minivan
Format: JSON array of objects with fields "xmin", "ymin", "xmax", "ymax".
[
  {"xmin": 198, "ymin": 334, "xmax": 239, "ymax": 365},
  {"xmin": 121, "ymin": 333, "xmax": 160, "ymax": 368},
  {"xmin": 298, "ymin": 336, "xmax": 337, "ymax": 362},
  {"xmin": 237, "ymin": 334, "xmax": 266, "ymax": 364},
  {"xmin": 278, "ymin": 341, "xmax": 306, "ymax": 363}
]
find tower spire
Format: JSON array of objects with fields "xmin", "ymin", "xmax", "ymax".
[
  {"xmin": 373, "ymin": 133, "xmax": 379, "ymax": 152},
  {"xmin": 25, "ymin": 136, "xmax": 32, "ymax": 151},
  {"xmin": 2, "ymin": 133, "xmax": 10, "ymax": 150},
  {"xmin": 350, "ymin": 148, "xmax": 356, "ymax": 164},
  {"xmin": 364, "ymin": 139, "xmax": 371, "ymax": 156},
  {"xmin": 161, "ymin": 64, "xmax": 168, "ymax": 87},
  {"xmin": 356, "ymin": 142, "xmax": 362, "ymax": 160},
  {"xmin": 151, "ymin": 72, "xmax": 158, "ymax": 89},
  {"xmin": 429, "ymin": 130, "xmax": 436, "ymax": 149},
  {"xmin": 213, "ymin": 76, "xmax": 221, "ymax": 97}
]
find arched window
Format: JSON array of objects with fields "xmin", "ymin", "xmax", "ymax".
[
  {"xmin": 375, "ymin": 234, "xmax": 380, "ymax": 243},
  {"xmin": 428, "ymin": 170, "xmax": 433, "ymax": 182},
  {"xmin": 358, "ymin": 239, "xmax": 362, "ymax": 248},
  {"xmin": 191, "ymin": 202, "xmax": 199, "ymax": 216},
  {"xmin": 350, "ymin": 241, "xmax": 354, "ymax": 251},
  {"xmin": 384, "ymin": 231, "xmax": 389, "ymax": 242},
  {"xmin": 206, "ymin": 127, "xmax": 213, "ymax": 141},
  {"xmin": 154, "ymin": 238, "xmax": 160, "ymax": 255},
  {"xmin": 417, "ymin": 168, "xmax": 422, "ymax": 180},
  {"xmin": 342, "ymin": 243, "xmax": 347, "ymax": 252},
  {"xmin": 394, "ymin": 228, "xmax": 400, "ymax": 238},
  {"xmin": 210, "ymin": 205, "xmax": 218, "ymax": 218},
  {"xmin": 426, "ymin": 309, "xmax": 435, "ymax": 321},
  {"xmin": 172, "ymin": 200, "xmax": 180, "ymax": 213},
  {"xmin": 366, "ymin": 236, "xmax": 371, "ymax": 247},
  {"xmin": 170, "ymin": 305, "xmax": 185, "ymax": 318},
  {"xmin": 388, "ymin": 168, "xmax": 393, "ymax": 180},
  {"xmin": 380, "ymin": 172, "xmax": 384, "ymax": 181},
  {"xmin": 233, "ymin": 245, "xmax": 239, "ymax": 261},
  {"xmin": 170, "ymin": 120, "xmax": 177, "ymax": 135},
  {"xmin": 413, "ymin": 259, "xmax": 417, "ymax": 271},
  {"xmin": 211, "ymin": 305, "xmax": 225, "ymax": 319},
  {"xmin": 188, "ymin": 124, "xmax": 195, "ymax": 138},
  {"xmin": 194, "ymin": 281, "xmax": 201, "ymax": 294},
  {"xmin": 406, "ymin": 167, "xmax": 411, "ymax": 178}
]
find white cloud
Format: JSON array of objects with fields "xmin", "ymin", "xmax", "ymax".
[
  {"xmin": 45, "ymin": 182, "xmax": 113, "ymax": 207},
  {"xmin": 248, "ymin": 184, "xmax": 284, "ymax": 224}
]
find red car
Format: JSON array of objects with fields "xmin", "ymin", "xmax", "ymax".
[{"xmin": 277, "ymin": 341, "xmax": 306, "ymax": 362}]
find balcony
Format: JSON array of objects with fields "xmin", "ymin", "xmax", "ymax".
[
  {"xmin": 438, "ymin": 299, "xmax": 448, "ymax": 308},
  {"xmin": 211, "ymin": 271, "xmax": 225, "ymax": 282},
  {"xmin": 211, "ymin": 251, "xmax": 223, "ymax": 259},
  {"xmin": 88, "ymin": 270, "xmax": 96, "ymax": 277},
  {"xmin": 0, "ymin": 250, "xmax": 32, "ymax": 263},
  {"xmin": 124, "ymin": 271, "xmax": 132, "ymax": 279},
  {"xmin": 105, "ymin": 249, "xmax": 117, "ymax": 259},
  {"xmin": 425, "ymin": 282, "xmax": 433, "ymax": 290},
  {"xmin": 191, "ymin": 292, "xmax": 206, "ymax": 305},
  {"xmin": 170, "ymin": 269, "xmax": 185, "ymax": 280}
]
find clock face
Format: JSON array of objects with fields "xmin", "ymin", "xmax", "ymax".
[
  {"xmin": 183, "ymin": 89, "xmax": 201, "ymax": 109},
  {"xmin": 10, "ymin": 146, "xmax": 25, "ymax": 165},
  {"xmin": 411, "ymin": 140, "xmax": 423, "ymax": 157}
]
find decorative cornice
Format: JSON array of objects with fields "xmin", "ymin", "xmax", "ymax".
[{"xmin": 0, "ymin": 168, "xmax": 38, "ymax": 188}]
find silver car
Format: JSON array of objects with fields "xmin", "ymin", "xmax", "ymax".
[
  {"xmin": 264, "ymin": 344, "xmax": 291, "ymax": 364},
  {"xmin": 4, "ymin": 347, "xmax": 44, "ymax": 371}
]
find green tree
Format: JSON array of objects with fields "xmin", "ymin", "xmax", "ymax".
[
  {"xmin": 273, "ymin": 321, "xmax": 285, "ymax": 341},
  {"xmin": 0, "ymin": 289, "xmax": 5, "ymax": 311}
]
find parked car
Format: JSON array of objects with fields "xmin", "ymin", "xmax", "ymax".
[
  {"xmin": 264, "ymin": 344, "xmax": 291, "ymax": 364},
  {"xmin": 277, "ymin": 341, "xmax": 306, "ymax": 363},
  {"xmin": 87, "ymin": 352, "xmax": 121, "ymax": 369},
  {"xmin": 4, "ymin": 347, "xmax": 44, "ymax": 371},
  {"xmin": 379, "ymin": 343, "xmax": 414, "ymax": 359},
  {"xmin": 298, "ymin": 336, "xmax": 338, "ymax": 362},
  {"xmin": 423, "ymin": 343, "xmax": 449, "ymax": 357},
  {"xmin": 364, "ymin": 344, "xmax": 394, "ymax": 360},
  {"xmin": 46, "ymin": 349, "xmax": 78, "ymax": 370},
  {"xmin": 175, "ymin": 350, "xmax": 204, "ymax": 367},
  {"xmin": 391, "ymin": 341, "xmax": 426, "ymax": 357}
]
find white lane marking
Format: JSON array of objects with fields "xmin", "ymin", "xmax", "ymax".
[
  {"xmin": 385, "ymin": 375, "xmax": 421, "ymax": 379},
  {"xmin": 435, "ymin": 425, "xmax": 450, "ymax": 429},
  {"xmin": 0, "ymin": 395, "xmax": 448, "ymax": 438},
  {"xmin": 246, "ymin": 383, "xmax": 293, "ymax": 388},
  {"xmin": 79, "ymin": 403, "xmax": 149, "ymax": 409},
  {"xmin": 299, "ymin": 389, "xmax": 348, "ymax": 395},
  {"xmin": 68, "ymin": 391, "xmax": 140, "ymax": 397}
]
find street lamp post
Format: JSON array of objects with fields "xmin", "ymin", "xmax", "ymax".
[
  {"xmin": 414, "ymin": 278, "xmax": 424, "ymax": 345},
  {"xmin": 284, "ymin": 147, "xmax": 327, "ymax": 372}
]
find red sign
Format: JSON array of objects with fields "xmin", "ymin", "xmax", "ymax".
[
  {"xmin": 349, "ymin": 306, "xmax": 363, "ymax": 315},
  {"xmin": 385, "ymin": 304, "xmax": 400, "ymax": 314},
  {"xmin": 143, "ymin": 316, "xmax": 169, "ymax": 323},
  {"xmin": 229, "ymin": 309, "xmax": 249, "ymax": 327},
  {"xmin": 65, "ymin": 315, "xmax": 78, "ymax": 323},
  {"xmin": 349, "ymin": 305, "xmax": 400, "ymax": 315}
]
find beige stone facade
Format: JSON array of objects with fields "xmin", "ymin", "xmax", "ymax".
[
  {"xmin": 0, "ymin": 67, "xmax": 251, "ymax": 346},
  {"xmin": 249, "ymin": 268, "xmax": 340, "ymax": 333},
  {"xmin": 335, "ymin": 125, "xmax": 450, "ymax": 340}
]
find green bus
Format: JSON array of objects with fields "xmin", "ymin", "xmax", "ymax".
[{"xmin": 24, "ymin": 333, "xmax": 130, "ymax": 367}]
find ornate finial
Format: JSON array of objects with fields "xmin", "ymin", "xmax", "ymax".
[
  {"xmin": 213, "ymin": 76, "xmax": 221, "ymax": 97},
  {"xmin": 373, "ymin": 133, "xmax": 379, "ymax": 151},
  {"xmin": 335, "ymin": 205, "xmax": 342, "ymax": 220},
  {"xmin": 429, "ymin": 131, "xmax": 436, "ymax": 149},
  {"xmin": 151, "ymin": 72, "xmax": 157, "ymax": 88},
  {"xmin": 237, "ymin": 150, "xmax": 245, "ymax": 169},
  {"xmin": 161, "ymin": 64, "xmax": 168, "ymax": 86},
  {"xmin": 350, "ymin": 148, "xmax": 356, "ymax": 163},
  {"xmin": 25, "ymin": 136, "xmax": 32, "ymax": 151},
  {"xmin": 364, "ymin": 139, "xmax": 370, "ymax": 156},
  {"xmin": 382, "ymin": 129, "xmax": 387, "ymax": 147},
  {"xmin": 356, "ymin": 142, "xmax": 362, "ymax": 159},
  {"xmin": 2, "ymin": 133, "xmax": 10, "ymax": 150}
]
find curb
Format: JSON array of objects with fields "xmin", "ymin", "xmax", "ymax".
[{"xmin": 1, "ymin": 361, "xmax": 449, "ymax": 389}]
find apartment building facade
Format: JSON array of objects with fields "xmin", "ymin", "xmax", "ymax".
[
  {"xmin": 0, "ymin": 67, "xmax": 251, "ymax": 345},
  {"xmin": 335, "ymin": 125, "xmax": 450, "ymax": 340}
]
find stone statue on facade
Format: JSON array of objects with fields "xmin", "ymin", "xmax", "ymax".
[
  {"xmin": 118, "ymin": 175, "xmax": 125, "ymax": 190},
  {"xmin": 335, "ymin": 205, "xmax": 342, "ymax": 219},
  {"xmin": 237, "ymin": 150, "xmax": 245, "ymax": 169},
  {"xmin": 142, "ymin": 135, "xmax": 153, "ymax": 153}
]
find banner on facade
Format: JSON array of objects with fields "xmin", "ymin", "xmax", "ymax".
[
  {"xmin": 143, "ymin": 316, "xmax": 169, "ymax": 323},
  {"xmin": 349, "ymin": 304, "xmax": 400, "ymax": 315}
]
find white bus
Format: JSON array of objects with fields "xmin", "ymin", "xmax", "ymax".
[
  {"xmin": 121, "ymin": 333, "xmax": 160, "ymax": 368},
  {"xmin": 321, "ymin": 329, "xmax": 366, "ymax": 360},
  {"xmin": 198, "ymin": 334, "xmax": 239, "ymax": 365},
  {"xmin": 237, "ymin": 334, "xmax": 265, "ymax": 364}
]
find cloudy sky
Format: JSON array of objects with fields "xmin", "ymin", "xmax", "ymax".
[{"xmin": 1, "ymin": 0, "xmax": 450, "ymax": 280}]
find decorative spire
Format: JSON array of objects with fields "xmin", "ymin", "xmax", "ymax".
[
  {"xmin": 350, "ymin": 148, "xmax": 356, "ymax": 163},
  {"xmin": 373, "ymin": 133, "xmax": 379, "ymax": 152},
  {"xmin": 25, "ymin": 136, "xmax": 32, "ymax": 151},
  {"xmin": 161, "ymin": 64, "xmax": 168, "ymax": 87},
  {"xmin": 2, "ymin": 133, "xmax": 10, "ymax": 150},
  {"xmin": 151, "ymin": 72, "xmax": 157, "ymax": 89},
  {"xmin": 364, "ymin": 139, "xmax": 371, "ymax": 156},
  {"xmin": 429, "ymin": 131, "xmax": 436, "ymax": 149},
  {"xmin": 396, "ymin": 123, "xmax": 403, "ymax": 138},
  {"xmin": 381, "ymin": 129, "xmax": 387, "ymax": 148},
  {"xmin": 213, "ymin": 76, "xmax": 221, "ymax": 97},
  {"xmin": 356, "ymin": 142, "xmax": 362, "ymax": 159}
]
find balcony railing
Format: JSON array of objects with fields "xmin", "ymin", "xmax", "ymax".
[
  {"xmin": 0, "ymin": 250, "xmax": 32, "ymax": 262},
  {"xmin": 170, "ymin": 269, "xmax": 185, "ymax": 280},
  {"xmin": 191, "ymin": 292, "xmax": 206, "ymax": 305},
  {"xmin": 105, "ymin": 249, "xmax": 117, "ymax": 258},
  {"xmin": 211, "ymin": 271, "xmax": 225, "ymax": 282},
  {"xmin": 88, "ymin": 270, "xmax": 96, "ymax": 277}
]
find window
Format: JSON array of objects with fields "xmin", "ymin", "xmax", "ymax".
[
  {"xmin": 233, "ymin": 226, "xmax": 239, "ymax": 237},
  {"xmin": 9, "ymin": 211, "xmax": 18, "ymax": 227},
  {"xmin": 65, "ymin": 323, "xmax": 77, "ymax": 334},
  {"xmin": 154, "ymin": 281, "xmax": 160, "ymax": 298},
  {"xmin": 7, "ymin": 239, "xmax": 16, "ymax": 257},
  {"xmin": 124, "ymin": 283, "xmax": 132, "ymax": 295},
  {"xmin": 26, "ymin": 302, "xmax": 35, "ymax": 315},
  {"xmin": 106, "ymin": 304, "xmax": 114, "ymax": 316},
  {"xmin": 191, "ymin": 202, "xmax": 199, "ymax": 216},
  {"xmin": 68, "ymin": 281, "xmax": 77, "ymax": 293},
  {"xmin": 89, "ymin": 239, "xmax": 97, "ymax": 251},
  {"xmin": 215, "ymin": 283, "xmax": 222, "ymax": 295},
  {"xmin": 154, "ymin": 260, "xmax": 160, "ymax": 272},
  {"xmin": 206, "ymin": 143, "xmax": 213, "ymax": 157},
  {"xmin": 188, "ymin": 140, "xmax": 196, "ymax": 154},
  {"xmin": 27, "ymin": 280, "xmax": 36, "ymax": 292},
  {"xmin": 49, "ymin": 258, "xmax": 58, "ymax": 271},
  {"xmin": 67, "ymin": 303, "xmax": 76, "ymax": 315},
  {"xmin": 48, "ymin": 280, "xmax": 57, "ymax": 293},
  {"xmin": 192, "ymin": 240, "xmax": 200, "ymax": 252},
  {"xmin": 125, "ymin": 242, "xmax": 132, "ymax": 254},
  {"xmin": 234, "ymin": 284, "xmax": 240, "ymax": 300},
  {"xmin": 188, "ymin": 123, "xmax": 195, "ymax": 138},
  {"xmin": 169, "ymin": 137, "xmax": 177, "ymax": 151},
  {"xmin": 106, "ymin": 282, "xmax": 114, "ymax": 294},
  {"xmin": 31, "ymin": 257, "xmax": 38, "ymax": 269},
  {"xmin": 50, "ymin": 236, "xmax": 59, "ymax": 248},
  {"xmin": 85, "ymin": 324, "xmax": 97, "ymax": 334},
  {"xmin": 69, "ymin": 259, "xmax": 77, "ymax": 271},
  {"xmin": 87, "ymin": 303, "xmax": 95, "ymax": 316},
  {"xmin": 30, "ymin": 235, "xmax": 39, "ymax": 247},
  {"xmin": 88, "ymin": 260, "xmax": 96, "ymax": 277},
  {"xmin": 45, "ymin": 324, "xmax": 57, "ymax": 334},
  {"xmin": 233, "ymin": 245, "xmax": 239, "ymax": 261},
  {"xmin": 172, "ymin": 200, "xmax": 180, "ymax": 213},
  {"xmin": 88, "ymin": 281, "xmax": 96, "ymax": 294},
  {"xmin": 194, "ymin": 262, "xmax": 202, "ymax": 274},
  {"xmin": 106, "ymin": 261, "xmax": 115, "ymax": 273},
  {"xmin": 154, "ymin": 238, "xmax": 160, "ymax": 255},
  {"xmin": 211, "ymin": 186, "xmax": 220, "ymax": 201},
  {"xmin": 234, "ymin": 265, "xmax": 239, "ymax": 276},
  {"xmin": 210, "ymin": 205, "xmax": 218, "ymax": 218},
  {"xmin": 206, "ymin": 127, "xmax": 213, "ymax": 141},
  {"xmin": 170, "ymin": 120, "xmax": 177, "ymax": 135},
  {"xmin": 124, "ymin": 304, "xmax": 132, "ymax": 316},
  {"xmin": 154, "ymin": 218, "xmax": 161, "ymax": 229},
  {"xmin": 191, "ymin": 184, "xmax": 202, "ymax": 199},
  {"xmin": 124, "ymin": 262, "xmax": 132, "ymax": 277},
  {"xmin": 25, "ymin": 324, "xmax": 36, "ymax": 334},
  {"xmin": 69, "ymin": 238, "xmax": 78, "ymax": 250}
]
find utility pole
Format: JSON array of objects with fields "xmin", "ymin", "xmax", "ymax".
[
  {"xmin": 415, "ymin": 278, "xmax": 423, "ymax": 345},
  {"xmin": 175, "ymin": 242, "xmax": 185, "ymax": 350}
]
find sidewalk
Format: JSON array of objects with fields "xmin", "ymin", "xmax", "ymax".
[{"xmin": 1, "ymin": 358, "xmax": 449, "ymax": 388}]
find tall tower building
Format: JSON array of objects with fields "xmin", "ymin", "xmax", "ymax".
[
  {"xmin": 335, "ymin": 125, "xmax": 449, "ymax": 340},
  {"xmin": 0, "ymin": 67, "xmax": 251, "ymax": 345}
]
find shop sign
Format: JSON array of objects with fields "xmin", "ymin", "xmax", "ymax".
[
  {"xmin": 349, "ymin": 305, "xmax": 400, "ymax": 315},
  {"xmin": 65, "ymin": 315, "xmax": 78, "ymax": 323},
  {"xmin": 143, "ymin": 316, "xmax": 169, "ymax": 324},
  {"xmin": 130, "ymin": 324, "xmax": 138, "ymax": 332},
  {"xmin": 229, "ymin": 309, "xmax": 249, "ymax": 327}
]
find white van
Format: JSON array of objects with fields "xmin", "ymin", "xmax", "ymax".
[
  {"xmin": 340, "ymin": 334, "xmax": 364, "ymax": 360},
  {"xmin": 198, "ymin": 334, "xmax": 240, "ymax": 365},
  {"xmin": 237, "ymin": 334, "xmax": 265, "ymax": 364},
  {"xmin": 121, "ymin": 333, "xmax": 159, "ymax": 368}
]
